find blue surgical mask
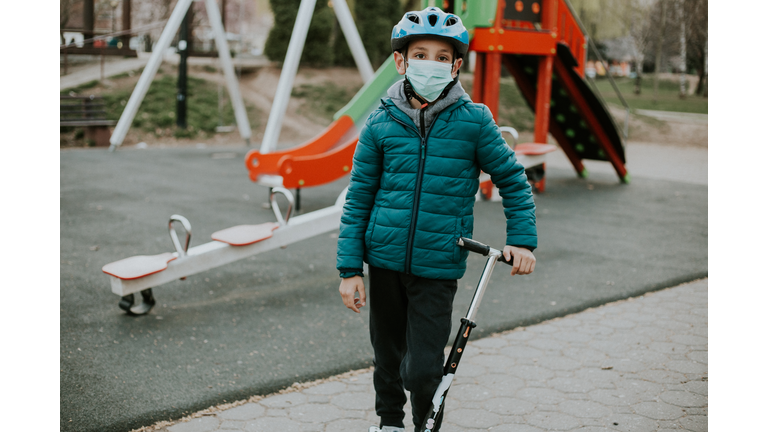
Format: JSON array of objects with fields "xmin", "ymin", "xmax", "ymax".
[{"xmin": 405, "ymin": 59, "xmax": 455, "ymax": 103}]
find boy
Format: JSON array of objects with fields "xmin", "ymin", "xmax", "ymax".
[{"xmin": 337, "ymin": 7, "xmax": 537, "ymax": 432}]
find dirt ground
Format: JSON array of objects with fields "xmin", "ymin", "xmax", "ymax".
[{"xmin": 62, "ymin": 65, "xmax": 707, "ymax": 150}]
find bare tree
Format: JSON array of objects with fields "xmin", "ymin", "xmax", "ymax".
[
  {"xmin": 60, "ymin": 0, "xmax": 75, "ymax": 43},
  {"xmin": 684, "ymin": 0, "xmax": 707, "ymax": 96},
  {"xmin": 652, "ymin": 0, "xmax": 667, "ymax": 103},
  {"xmin": 626, "ymin": 0, "xmax": 654, "ymax": 94},
  {"xmin": 701, "ymin": 38, "xmax": 707, "ymax": 97},
  {"xmin": 676, "ymin": 0, "xmax": 686, "ymax": 98}
]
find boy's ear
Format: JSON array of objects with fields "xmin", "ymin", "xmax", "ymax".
[
  {"xmin": 452, "ymin": 58, "xmax": 463, "ymax": 78},
  {"xmin": 394, "ymin": 51, "xmax": 407, "ymax": 76}
]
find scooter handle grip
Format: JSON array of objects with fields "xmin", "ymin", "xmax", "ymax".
[
  {"xmin": 457, "ymin": 237, "xmax": 490, "ymax": 255},
  {"xmin": 457, "ymin": 237, "xmax": 514, "ymax": 266}
]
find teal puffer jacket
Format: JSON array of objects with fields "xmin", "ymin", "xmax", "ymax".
[{"xmin": 337, "ymin": 94, "xmax": 537, "ymax": 280}]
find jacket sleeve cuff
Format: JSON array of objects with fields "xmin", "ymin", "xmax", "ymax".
[
  {"xmin": 339, "ymin": 269, "xmax": 364, "ymax": 278},
  {"xmin": 511, "ymin": 245, "xmax": 536, "ymax": 252}
]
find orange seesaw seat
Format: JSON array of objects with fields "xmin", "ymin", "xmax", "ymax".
[
  {"xmin": 102, "ymin": 253, "xmax": 177, "ymax": 281},
  {"xmin": 210, "ymin": 222, "xmax": 280, "ymax": 246}
]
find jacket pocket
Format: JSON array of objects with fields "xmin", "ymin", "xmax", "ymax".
[
  {"xmin": 454, "ymin": 215, "xmax": 473, "ymax": 263},
  {"xmin": 364, "ymin": 206, "xmax": 380, "ymax": 250}
]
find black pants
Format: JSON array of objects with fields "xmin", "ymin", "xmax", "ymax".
[{"xmin": 368, "ymin": 265, "xmax": 458, "ymax": 431}]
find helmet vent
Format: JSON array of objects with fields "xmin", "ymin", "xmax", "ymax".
[
  {"xmin": 407, "ymin": 13, "xmax": 420, "ymax": 24},
  {"xmin": 427, "ymin": 14, "xmax": 438, "ymax": 27},
  {"xmin": 445, "ymin": 16, "xmax": 458, "ymax": 26}
]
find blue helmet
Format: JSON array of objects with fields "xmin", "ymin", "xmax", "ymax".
[{"xmin": 391, "ymin": 7, "xmax": 469, "ymax": 58}]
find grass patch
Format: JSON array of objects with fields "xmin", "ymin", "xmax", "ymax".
[
  {"xmin": 110, "ymin": 70, "xmax": 138, "ymax": 80},
  {"xmin": 589, "ymin": 76, "xmax": 707, "ymax": 114},
  {"xmin": 462, "ymin": 77, "xmax": 536, "ymax": 132},
  {"xmin": 291, "ymin": 82, "xmax": 362, "ymax": 123},
  {"xmin": 498, "ymin": 79, "xmax": 536, "ymax": 132},
  {"xmin": 74, "ymin": 80, "xmax": 99, "ymax": 91},
  {"xmin": 464, "ymin": 74, "xmax": 705, "ymax": 134},
  {"xmin": 64, "ymin": 72, "xmax": 260, "ymax": 140}
]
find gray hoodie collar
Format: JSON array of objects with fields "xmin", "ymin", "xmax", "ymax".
[{"xmin": 386, "ymin": 78, "xmax": 467, "ymax": 131}]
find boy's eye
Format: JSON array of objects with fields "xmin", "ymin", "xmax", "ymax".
[
  {"xmin": 438, "ymin": 56, "xmax": 450, "ymax": 62},
  {"xmin": 414, "ymin": 53, "xmax": 425, "ymax": 59}
]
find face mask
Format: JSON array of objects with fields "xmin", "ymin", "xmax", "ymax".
[{"xmin": 405, "ymin": 58, "xmax": 455, "ymax": 103}]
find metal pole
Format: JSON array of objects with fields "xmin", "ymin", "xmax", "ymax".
[
  {"xmin": 465, "ymin": 253, "xmax": 500, "ymax": 322},
  {"xmin": 177, "ymin": 9, "xmax": 189, "ymax": 129},
  {"xmin": 221, "ymin": 0, "xmax": 227, "ymax": 32},
  {"xmin": 533, "ymin": 0, "xmax": 557, "ymax": 144},
  {"xmin": 330, "ymin": 0, "xmax": 374, "ymax": 82},
  {"xmin": 122, "ymin": 0, "xmax": 132, "ymax": 49},
  {"xmin": 205, "ymin": 0, "xmax": 252, "ymax": 145},
  {"xmin": 83, "ymin": 0, "xmax": 94, "ymax": 47},
  {"xmin": 109, "ymin": 0, "xmax": 195, "ymax": 150},
  {"xmin": 260, "ymin": 0, "xmax": 317, "ymax": 153}
]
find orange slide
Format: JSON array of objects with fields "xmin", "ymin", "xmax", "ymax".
[{"xmin": 244, "ymin": 115, "xmax": 358, "ymax": 188}]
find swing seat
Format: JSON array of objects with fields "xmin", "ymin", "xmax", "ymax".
[
  {"xmin": 102, "ymin": 253, "xmax": 177, "ymax": 281},
  {"xmin": 211, "ymin": 222, "xmax": 280, "ymax": 246}
]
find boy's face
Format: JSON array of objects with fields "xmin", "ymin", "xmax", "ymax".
[{"xmin": 394, "ymin": 38, "xmax": 463, "ymax": 78}]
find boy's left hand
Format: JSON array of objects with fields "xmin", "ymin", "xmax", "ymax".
[{"xmin": 503, "ymin": 246, "xmax": 536, "ymax": 276}]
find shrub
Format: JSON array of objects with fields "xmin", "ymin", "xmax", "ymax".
[
  {"xmin": 264, "ymin": 0, "xmax": 334, "ymax": 67},
  {"xmin": 355, "ymin": 0, "xmax": 401, "ymax": 68}
]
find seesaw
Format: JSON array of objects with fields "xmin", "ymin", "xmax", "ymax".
[{"xmin": 102, "ymin": 187, "xmax": 346, "ymax": 315}]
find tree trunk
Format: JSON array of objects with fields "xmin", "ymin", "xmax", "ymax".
[
  {"xmin": 677, "ymin": 0, "xmax": 686, "ymax": 98},
  {"xmin": 653, "ymin": 0, "xmax": 667, "ymax": 103},
  {"xmin": 702, "ymin": 37, "xmax": 707, "ymax": 97},
  {"xmin": 631, "ymin": 3, "xmax": 642, "ymax": 94},
  {"xmin": 694, "ymin": 54, "xmax": 704, "ymax": 95}
]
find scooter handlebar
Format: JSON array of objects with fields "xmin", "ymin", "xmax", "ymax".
[{"xmin": 457, "ymin": 237, "xmax": 514, "ymax": 266}]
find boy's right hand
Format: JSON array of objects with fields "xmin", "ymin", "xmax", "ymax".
[{"xmin": 339, "ymin": 276, "xmax": 366, "ymax": 313}]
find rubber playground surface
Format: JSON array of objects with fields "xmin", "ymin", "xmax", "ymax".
[{"xmin": 60, "ymin": 144, "xmax": 707, "ymax": 432}]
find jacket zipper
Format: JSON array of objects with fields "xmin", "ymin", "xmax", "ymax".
[
  {"xmin": 404, "ymin": 108, "xmax": 428, "ymax": 274},
  {"xmin": 390, "ymin": 105, "xmax": 434, "ymax": 274},
  {"xmin": 383, "ymin": 103, "xmax": 436, "ymax": 274}
]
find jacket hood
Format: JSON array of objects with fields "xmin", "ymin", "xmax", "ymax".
[{"xmin": 385, "ymin": 77, "xmax": 468, "ymax": 131}]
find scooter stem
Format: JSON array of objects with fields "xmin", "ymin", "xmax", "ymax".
[
  {"xmin": 419, "ymin": 239, "xmax": 508, "ymax": 432},
  {"xmin": 465, "ymin": 250, "xmax": 501, "ymax": 322}
]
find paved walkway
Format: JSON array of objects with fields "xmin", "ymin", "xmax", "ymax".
[
  {"xmin": 633, "ymin": 109, "xmax": 708, "ymax": 125},
  {"xmin": 60, "ymin": 52, "xmax": 270, "ymax": 90},
  {"xmin": 137, "ymin": 278, "xmax": 707, "ymax": 432}
]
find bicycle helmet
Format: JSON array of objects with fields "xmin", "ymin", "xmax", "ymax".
[{"xmin": 391, "ymin": 7, "xmax": 469, "ymax": 59}]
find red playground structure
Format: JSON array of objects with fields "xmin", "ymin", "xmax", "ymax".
[{"xmin": 246, "ymin": 0, "xmax": 629, "ymax": 197}]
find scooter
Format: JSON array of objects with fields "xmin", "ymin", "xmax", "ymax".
[{"xmin": 368, "ymin": 237, "xmax": 515, "ymax": 432}]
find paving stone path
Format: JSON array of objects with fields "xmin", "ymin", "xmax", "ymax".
[{"xmin": 140, "ymin": 279, "xmax": 707, "ymax": 432}]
